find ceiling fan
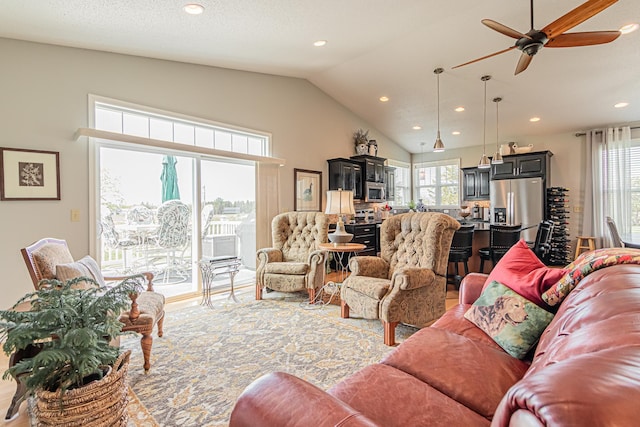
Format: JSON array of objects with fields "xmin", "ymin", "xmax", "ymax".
[{"xmin": 453, "ymin": 0, "xmax": 621, "ymax": 75}]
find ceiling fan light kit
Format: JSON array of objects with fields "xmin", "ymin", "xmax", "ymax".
[
  {"xmin": 433, "ymin": 67, "xmax": 445, "ymax": 152},
  {"xmin": 453, "ymin": 0, "xmax": 621, "ymax": 75},
  {"xmin": 492, "ymin": 97, "xmax": 504, "ymax": 165},
  {"xmin": 478, "ymin": 75, "xmax": 492, "ymax": 169}
]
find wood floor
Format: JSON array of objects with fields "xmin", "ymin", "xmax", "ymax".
[{"xmin": 0, "ymin": 277, "xmax": 460, "ymax": 424}]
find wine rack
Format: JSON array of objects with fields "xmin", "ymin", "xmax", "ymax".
[{"xmin": 546, "ymin": 187, "xmax": 571, "ymax": 266}]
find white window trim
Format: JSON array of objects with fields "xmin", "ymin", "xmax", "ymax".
[{"xmin": 85, "ymin": 94, "xmax": 282, "ymax": 257}]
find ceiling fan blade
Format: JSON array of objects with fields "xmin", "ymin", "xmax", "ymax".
[
  {"xmin": 542, "ymin": 0, "xmax": 618, "ymax": 39},
  {"xmin": 546, "ymin": 30, "xmax": 621, "ymax": 47},
  {"xmin": 452, "ymin": 46, "xmax": 517, "ymax": 70},
  {"xmin": 515, "ymin": 53, "xmax": 533, "ymax": 75},
  {"xmin": 482, "ymin": 19, "xmax": 532, "ymax": 39}
]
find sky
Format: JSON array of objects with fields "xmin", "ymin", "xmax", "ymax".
[{"xmin": 101, "ymin": 147, "xmax": 255, "ymax": 207}]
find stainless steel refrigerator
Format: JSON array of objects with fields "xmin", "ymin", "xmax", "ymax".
[{"xmin": 490, "ymin": 177, "xmax": 544, "ymax": 242}]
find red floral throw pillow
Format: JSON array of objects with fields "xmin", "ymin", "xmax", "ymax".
[{"xmin": 484, "ymin": 239, "xmax": 567, "ymax": 308}]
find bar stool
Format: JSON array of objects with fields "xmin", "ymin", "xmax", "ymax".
[
  {"xmin": 447, "ymin": 224, "xmax": 474, "ymax": 289},
  {"xmin": 479, "ymin": 224, "xmax": 522, "ymax": 273},
  {"xmin": 575, "ymin": 236, "xmax": 596, "ymax": 259}
]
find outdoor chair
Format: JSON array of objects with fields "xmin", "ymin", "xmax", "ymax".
[
  {"xmin": 101, "ymin": 213, "xmax": 139, "ymax": 272},
  {"xmin": 256, "ymin": 212, "xmax": 329, "ymax": 303},
  {"xmin": 340, "ymin": 212, "xmax": 460, "ymax": 346},
  {"xmin": 606, "ymin": 216, "xmax": 640, "ymax": 249},
  {"xmin": 155, "ymin": 200, "xmax": 192, "ymax": 282},
  {"xmin": 20, "ymin": 237, "xmax": 165, "ymax": 372}
]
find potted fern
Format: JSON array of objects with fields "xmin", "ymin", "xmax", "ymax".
[{"xmin": 0, "ymin": 275, "xmax": 143, "ymax": 426}]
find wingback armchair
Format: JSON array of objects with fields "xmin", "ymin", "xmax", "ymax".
[
  {"xmin": 340, "ymin": 212, "xmax": 460, "ymax": 346},
  {"xmin": 256, "ymin": 212, "xmax": 329, "ymax": 303},
  {"xmin": 20, "ymin": 238, "xmax": 165, "ymax": 372}
]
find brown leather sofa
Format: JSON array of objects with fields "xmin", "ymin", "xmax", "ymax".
[{"xmin": 229, "ymin": 263, "xmax": 640, "ymax": 426}]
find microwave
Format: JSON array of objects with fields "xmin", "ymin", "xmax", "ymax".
[{"xmin": 364, "ymin": 181, "xmax": 386, "ymax": 203}]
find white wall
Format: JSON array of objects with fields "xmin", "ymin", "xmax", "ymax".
[{"xmin": 0, "ymin": 38, "xmax": 410, "ymax": 307}]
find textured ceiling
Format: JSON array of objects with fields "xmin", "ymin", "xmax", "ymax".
[{"xmin": 0, "ymin": 0, "xmax": 638, "ymax": 153}]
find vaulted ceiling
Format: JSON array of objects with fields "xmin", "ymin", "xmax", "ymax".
[{"xmin": 1, "ymin": 0, "xmax": 637, "ymax": 153}]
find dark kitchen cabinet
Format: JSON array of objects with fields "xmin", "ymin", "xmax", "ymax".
[
  {"xmin": 491, "ymin": 151, "xmax": 553, "ymax": 180},
  {"xmin": 327, "ymin": 158, "xmax": 363, "ymax": 200},
  {"xmin": 351, "ymin": 155, "xmax": 386, "ymax": 183},
  {"xmin": 462, "ymin": 167, "xmax": 490, "ymax": 201},
  {"xmin": 345, "ymin": 223, "xmax": 377, "ymax": 257}
]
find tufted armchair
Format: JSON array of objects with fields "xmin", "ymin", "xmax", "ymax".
[
  {"xmin": 340, "ymin": 212, "xmax": 460, "ymax": 346},
  {"xmin": 256, "ymin": 212, "xmax": 329, "ymax": 303}
]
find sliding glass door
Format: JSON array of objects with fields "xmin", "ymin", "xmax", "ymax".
[{"xmin": 98, "ymin": 146, "xmax": 256, "ymax": 301}]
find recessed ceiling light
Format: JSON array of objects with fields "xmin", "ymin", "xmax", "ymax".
[
  {"xmin": 313, "ymin": 40, "xmax": 327, "ymax": 47},
  {"xmin": 452, "ymin": 131, "xmax": 461, "ymax": 135},
  {"xmin": 183, "ymin": 3, "xmax": 204, "ymax": 15},
  {"xmin": 454, "ymin": 107, "xmax": 465, "ymax": 112},
  {"xmin": 620, "ymin": 23, "xmax": 639, "ymax": 34},
  {"xmin": 379, "ymin": 96, "xmax": 389, "ymax": 102},
  {"xmin": 412, "ymin": 125, "xmax": 422, "ymax": 130},
  {"xmin": 529, "ymin": 117, "xmax": 541, "ymax": 122},
  {"xmin": 614, "ymin": 102, "xmax": 629, "ymax": 108}
]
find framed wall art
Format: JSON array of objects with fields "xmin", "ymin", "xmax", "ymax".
[
  {"xmin": 294, "ymin": 168, "xmax": 322, "ymax": 212},
  {"xmin": 0, "ymin": 147, "xmax": 61, "ymax": 201}
]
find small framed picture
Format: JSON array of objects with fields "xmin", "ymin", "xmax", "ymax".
[
  {"xmin": 0, "ymin": 147, "xmax": 61, "ymax": 201},
  {"xmin": 294, "ymin": 168, "xmax": 322, "ymax": 212}
]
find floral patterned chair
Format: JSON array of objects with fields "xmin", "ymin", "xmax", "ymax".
[
  {"xmin": 256, "ymin": 212, "xmax": 329, "ymax": 303},
  {"xmin": 340, "ymin": 212, "xmax": 460, "ymax": 346}
]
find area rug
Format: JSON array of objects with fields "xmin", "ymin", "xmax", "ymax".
[{"xmin": 120, "ymin": 291, "xmax": 419, "ymax": 426}]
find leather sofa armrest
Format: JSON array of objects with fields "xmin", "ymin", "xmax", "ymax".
[
  {"xmin": 491, "ymin": 347, "xmax": 640, "ymax": 427},
  {"xmin": 459, "ymin": 273, "xmax": 488, "ymax": 304},
  {"xmin": 348, "ymin": 256, "xmax": 389, "ymax": 279},
  {"xmin": 230, "ymin": 372, "xmax": 379, "ymax": 427},
  {"xmin": 391, "ymin": 267, "xmax": 436, "ymax": 290}
]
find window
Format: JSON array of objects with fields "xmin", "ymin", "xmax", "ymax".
[
  {"xmin": 95, "ymin": 102, "xmax": 269, "ymax": 156},
  {"xmin": 91, "ymin": 97, "xmax": 259, "ymax": 302},
  {"xmin": 387, "ymin": 160, "xmax": 410, "ymax": 207},
  {"xmin": 414, "ymin": 159, "xmax": 460, "ymax": 207},
  {"xmin": 603, "ymin": 136, "xmax": 640, "ymax": 241}
]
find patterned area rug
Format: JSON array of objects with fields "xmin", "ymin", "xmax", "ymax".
[{"xmin": 120, "ymin": 291, "xmax": 419, "ymax": 426}]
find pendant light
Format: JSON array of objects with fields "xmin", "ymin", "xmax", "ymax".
[
  {"xmin": 477, "ymin": 75, "xmax": 491, "ymax": 169},
  {"xmin": 492, "ymin": 97, "xmax": 504, "ymax": 164},
  {"xmin": 433, "ymin": 68, "xmax": 445, "ymax": 152}
]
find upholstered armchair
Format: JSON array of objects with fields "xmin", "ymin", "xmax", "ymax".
[
  {"xmin": 20, "ymin": 238, "xmax": 165, "ymax": 372},
  {"xmin": 256, "ymin": 212, "xmax": 329, "ymax": 303},
  {"xmin": 340, "ymin": 212, "xmax": 460, "ymax": 346}
]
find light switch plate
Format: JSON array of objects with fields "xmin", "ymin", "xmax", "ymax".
[{"xmin": 71, "ymin": 209, "xmax": 81, "ymax": 222}]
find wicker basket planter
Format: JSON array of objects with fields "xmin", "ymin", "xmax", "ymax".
[{"xmin": 33, "ymin": 350, "xmax": 131, "ymax": 427}]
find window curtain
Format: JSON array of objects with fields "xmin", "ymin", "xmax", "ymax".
[{"xmin": 583, "ymin": 126, "xmax": 632, "ymax": 246}]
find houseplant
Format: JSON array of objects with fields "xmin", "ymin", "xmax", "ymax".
[{"xmin": 0, "ymin": 275, "xmax": 143, "ymax": 426}]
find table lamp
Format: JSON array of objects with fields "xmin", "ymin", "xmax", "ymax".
[{"xmin": 325, "ymin": 189, "xmax": 355, "ymax": 245}]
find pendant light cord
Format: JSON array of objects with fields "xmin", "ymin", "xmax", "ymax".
[
  {"xmin": 437, "ymin": 72, "xmax": 440, "ymax": 134},
  {"xmin": 483, "ymin": 78, "xmax": 487, "ymax": 154},
  {"xmin": 496, "ymin": 98, "xmax": 499, "ymax": 151}
]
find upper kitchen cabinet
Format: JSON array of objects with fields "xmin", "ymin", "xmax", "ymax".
[
  {"xmin": 491, "ymin": 151, "xmax": 553, "ymax": 180},
  {"xmin": 350, "ymin": 155, "xmax": 386, "ymax": 183},
  {"xmin": 327, "ymin": 158, "xmax": 363, "ymax": 200},
  {"xmin": 462, "ymin": 166, "xmax": 490, "ymax": 201}
]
